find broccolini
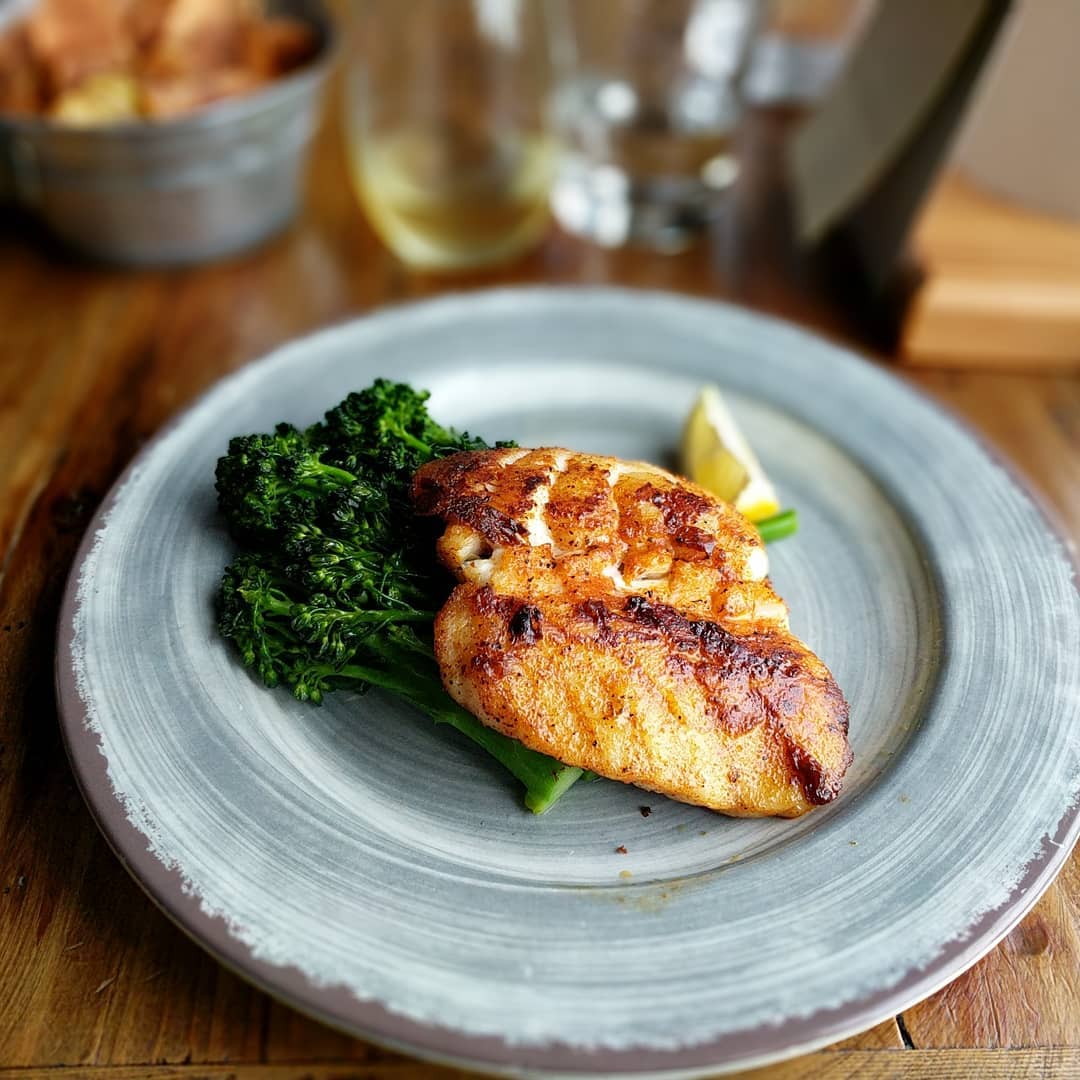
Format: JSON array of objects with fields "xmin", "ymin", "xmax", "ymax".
[{"xmin": 215, "ymin": 380, "xmax": 583, "ymax": 813}]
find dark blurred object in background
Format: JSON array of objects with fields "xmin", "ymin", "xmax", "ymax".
[{"xmin": 790, "ymin": 0, "xmax": 1013, "ymax": 345}]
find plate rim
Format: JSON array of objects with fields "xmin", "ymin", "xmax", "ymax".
[{"xmin": 55, "ymin": 285, "xmax": 1080, "ymax": 1078}]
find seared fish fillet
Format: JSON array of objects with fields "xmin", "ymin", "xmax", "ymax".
[{"xmin": 413, "ymin": 448, "xmax": 851, "ymax": 817}]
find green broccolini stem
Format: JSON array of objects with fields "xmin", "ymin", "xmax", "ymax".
[
  {"xmin": 395, "ymin": 429, "xmax": 435, "ymax": 457},
  {"xmin": 285, "ymin": 462, "xmax": 357, "ymax": 489},
  {"xmin": 331, "ymin": 651, "xmax": 583, "ymax": 814},
  {"xmin": 312, "ymin": 462, "xmax": 358, "ymax": 483},
  {"xmin": 282, "ymin": 463, "xmax": 357, "ymax": 495},
  {"xmin": 756, "ymin": 508, "xmax": 799, "ymax": 544},
  {"xmin": 242, "ymin": 588, "xmax": 435, "ymax": 625}
]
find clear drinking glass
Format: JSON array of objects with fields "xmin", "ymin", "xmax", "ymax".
[
  {"xmin": 549, "ymin": 0, "xmax": 766, "ymax": 252},
  {"xmin": 344, "ymin": 0, "xmax": 558, "ymax": 271}
]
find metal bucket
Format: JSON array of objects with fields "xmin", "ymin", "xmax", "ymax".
[{"xmin": 0, "ymin": 0, "xmax": 335, "ymax": 265}]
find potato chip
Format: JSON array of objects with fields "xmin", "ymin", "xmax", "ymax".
[
  {"xmin": 51, "ymin": 71, "xmax": 140, "ymax": 124},
  {"xmin": 25, "ymin": 0, "xmax": 133, "ymax": 96}
]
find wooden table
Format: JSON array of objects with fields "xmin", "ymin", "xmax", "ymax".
[{"xmin": 2, "ymin": 107, "xmax": 1078, "ymax": 1080}]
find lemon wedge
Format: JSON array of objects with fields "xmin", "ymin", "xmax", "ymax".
[{"xmin": 680, "ymin": 385, "xmax": 780, "ymax": 522}]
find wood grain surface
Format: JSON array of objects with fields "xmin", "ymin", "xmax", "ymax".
[{"xmin": 1, "ymin": 97, "xmax": 1078, "ymax": 1080}]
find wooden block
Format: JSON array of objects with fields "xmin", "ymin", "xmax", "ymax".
[{"xmin": 901, "ymin": 173, "xmax": 1080, "ymax": 371}]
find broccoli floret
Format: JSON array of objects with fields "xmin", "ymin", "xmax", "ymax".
[
  {"xmin": 321, "ymin": 379, "xmax": 487, "ymax": 464},
  {"xmin": 215, "ymin": 424, "xmax": 359, "ymax": 543}
]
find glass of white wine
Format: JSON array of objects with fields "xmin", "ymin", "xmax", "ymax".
[{"xmin": 344, "ymin": 0, "xmax": 559, "ymax": 271}]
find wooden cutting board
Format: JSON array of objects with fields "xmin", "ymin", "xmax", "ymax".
[{"xmin": 901, "ymin": 171, "xmax": 1080, "ymax": 371}]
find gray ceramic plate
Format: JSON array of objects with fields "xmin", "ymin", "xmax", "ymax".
[{"xmin": 58, "ymin": 288, "xmax": 1080, "ymax": 1078}]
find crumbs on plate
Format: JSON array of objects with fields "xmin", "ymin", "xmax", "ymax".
[{"xmin": 0, "ymin": 0, "xmax": 318, "ymax": 124}]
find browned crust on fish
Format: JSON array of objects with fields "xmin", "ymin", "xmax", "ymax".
[{"xmin": 414, "ymin": 447, "xmax": 852, "ymax": 816}]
